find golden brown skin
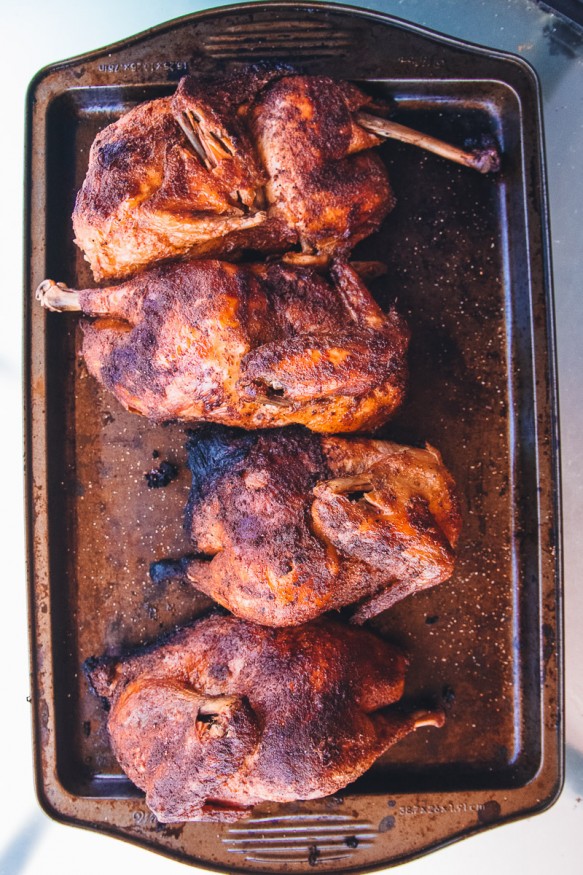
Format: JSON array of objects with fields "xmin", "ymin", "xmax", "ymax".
[
  {"xmin": 85, "ymin": 614, "xmax": 442, "ymax": 822},
  {"xmin": 153, "ymin": 427, "xmax": 461, "ymax": 626},
  {"xmin": 72, "ymin": 68, "xmax": 394, "ymax": 281},
  {"xmin": 39, "ymin": 260, "xmax": 409, "ymax": 433},
  {"xmin": 250, "ymin": 75, "xmax": 393, "ymax": 255}
]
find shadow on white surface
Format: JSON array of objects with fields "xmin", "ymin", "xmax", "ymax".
[
  {"xmin": 565, "ymin": 744, "xmax": 583, "ymax": 796},
  {"xmin": 0, "ymin": 812, "xmax": 47, "ymax": 875}
]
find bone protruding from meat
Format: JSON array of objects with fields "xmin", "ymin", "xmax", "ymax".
[
  {"xmin": 356, "ymin": 111, "xmax": 501, "ymax": 174},
  {"xmin": 412, "ymin": 709, "xmax": 446, "ymax": 730},
  {"xmin": 324, "ymin": 474, "xmax": 374, "ymax": 496},
  {"xmin": 196, "ymin": 695, "xmax": 244, "ymax": 740},
  {"xmin": 36, "ymin": 279, "xmax": 81, "ymax": 312},
  {"xmin": 281, "ymin": 253, "xmax": 388, "ymax": 281},
  {"xmin": 281, "ymin": 252, "xmax": 331, "ymax": 270}
]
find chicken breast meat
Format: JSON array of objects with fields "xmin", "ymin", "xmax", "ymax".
[
  {"xmin": 151, "ymin": 427, "xmax": 461, "ymax": 626},
  {"xmin": 36, "ymin": 259, "xmax": 409, "ymax": 433},
  {"xmin": 85, "ymin": 613, "xmax": 444, "ymax": 823}
]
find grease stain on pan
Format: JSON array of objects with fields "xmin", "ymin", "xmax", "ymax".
[
  {"xmin": 378, "ymin": 814, "xmax": 396, "ymax": 832},
  {"xmin": 477, "ymin": 800, "xmax": 501, "ymax": 824}
]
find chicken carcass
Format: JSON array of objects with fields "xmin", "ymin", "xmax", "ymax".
[
  {"xmin": 36, "ymin": 259, "xmax": 409, "ymax": 433},
  {"xmin": 151, "ymin": 427, "xmax": 461, "ymax": 626},
  {"xmin": 73, "ymin": 69, "xmax": 391, "ymax": 281},
  {"xmin": 85, "ymin": 613, "xmax": 443, "ymax": 822},
  {"xmin": 72, "ymin": 68, "xmax": 499, "ymax": 281}
]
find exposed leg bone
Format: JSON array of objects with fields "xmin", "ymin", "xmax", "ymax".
[
  {"xmin": 356, "ymin": 111, "xmax": 501, "ymax": 174},
  {"xmin": 374, "ymin": 704, "xmax": 446, "ymax": 751},
  {"xmin": 281, "ymin": 255, "xmax": 387, "ymax": 281},
  {"xmin": 36, "ymin": 277, "xmax": 146, "ymax": 323},
  {"xmin": 281, "ymin": 252, "xmax": 331, "ymax": 270},
  {"xmin": 36, "ymin": 279, "xmax": 81, "ymax": 312},
  {"xmin": 412, "ymin": 710, "xmax": 446, "ymax": 730},
  {"xmin": 149, "ymin": 554, "xmax": 199, "ymax": 585}
]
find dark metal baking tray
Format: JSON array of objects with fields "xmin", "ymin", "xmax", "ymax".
[{"xmin": 24, "ymin": 1, "xmax": 563, "ymax": 871}]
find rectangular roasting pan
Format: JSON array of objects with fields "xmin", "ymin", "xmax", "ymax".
[{"xmin": 24, "ymin": 2, "xmax": 563, "ymax": 871}]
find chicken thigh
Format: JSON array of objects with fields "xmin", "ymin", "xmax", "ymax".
[
  {"xmin": 37, "ymin": 259, "xmax": 409, "ymax": 433},
  {"xmin": 86, "ymin": 613, "xmax": 443, "ymax": 822}
]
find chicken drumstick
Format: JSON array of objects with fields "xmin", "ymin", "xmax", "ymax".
[{"xmin": 73, "ymin": 67, "xmax": 499, "ymax": 281}]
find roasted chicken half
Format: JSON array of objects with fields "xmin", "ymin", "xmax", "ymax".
[
  {"xmin": 152, "ymin": 427, "xmax": 461, "ymax": 625},
  {"xmin": 36, "ymin": 259, "xmax": 409, "ymax": 433},
  {"xmin": 72, "ymin": 67, "xmax": 499, "ymax": 281},
  {"xmin": 86, "ymin": 613, "xmax": 443, "ymax": 822}
]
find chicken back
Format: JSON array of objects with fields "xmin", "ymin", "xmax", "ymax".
[
  {"xmin": 86, "ymin": 613, "xmax": 443, "ymax": 822},
  {"xmin": 151, "ymin": 427, "xmax": 461, "ymax": 626},
  {"xmin": 37, "ymin": 259, "xmax": 409, "ymax": 433},
  {"xmin": 72, "ymin": 67, "xmax": 393, "ymax": 280}
]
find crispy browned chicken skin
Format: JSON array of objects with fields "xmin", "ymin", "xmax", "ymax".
[
  {"xmin": 151, "ymin": 427, "xmax": 461, "ymax": 625},
  {"xmin": 36, "ymin": 260, "xmax": 409, "ymax": 433},
  {"xmin": 86, "ymin": 613, "xmax": 443, "ymax": 822},
  {"xmin": 72, "ymin": 68, "xmax": 393, "ymax": 280}
]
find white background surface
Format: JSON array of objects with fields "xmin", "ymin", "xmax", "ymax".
[{"xmin": 1, "ymin": 1, "xmax": 582, "ymax": 873}]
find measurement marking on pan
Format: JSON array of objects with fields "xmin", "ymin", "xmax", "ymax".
[
  {"xmin": 132, "ymin": 810, "xmax": 159, "ymax": 826},
  {"xmin": 398, "ymin": 801, "xmax": 493, "ymax": 816},
  {"xmin": 97, "ymin": 60, "xmax": 189, "ymax": 74}
]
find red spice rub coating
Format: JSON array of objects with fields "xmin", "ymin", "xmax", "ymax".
[
  {"xmin": 178, "ymin": 427, "xmax": 461, "ymax": 626},
  {"xmin": 86, "ymin": 614, "xmax": 426, "ymax": 823},
  {"xmin": 72, "ymin": 67, "xmax": 394, "ymax": 281},
  {"xmin": 70, "ymin": 259, "xmax": 409, "ymax": 433}
]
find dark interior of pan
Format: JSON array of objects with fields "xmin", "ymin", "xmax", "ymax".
[{"xmin": 25, "ymin": 2, "xmax": 562, "ymax": 871}]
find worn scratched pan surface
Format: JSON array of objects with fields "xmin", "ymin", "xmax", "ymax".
[{"xmin": 24, "ymin": 1, "xmax": 562, "ymax": 871}]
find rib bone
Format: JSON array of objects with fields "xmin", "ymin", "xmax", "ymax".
[
  {"xmin": 177, "ymin": 109, "xmax": 235, "ymax": 171},
  {"xmin": 356, "ymin": 111, "xmax": 501, "ymax": 174},
  {"xmin": 177, "ymin": 110, "xmax": 213, "ymax": 168}
]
